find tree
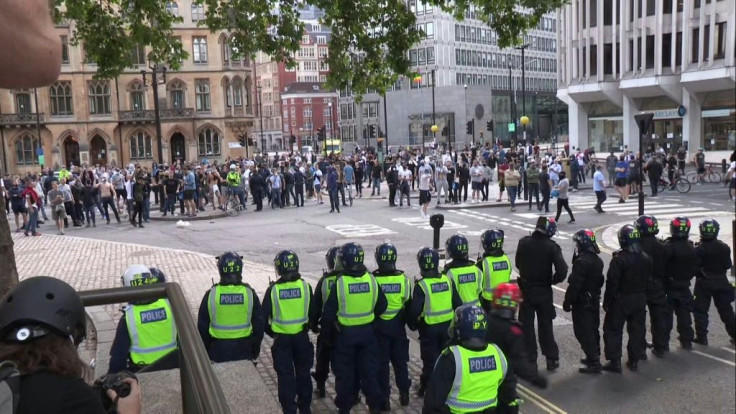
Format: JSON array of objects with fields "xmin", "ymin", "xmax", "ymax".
[{"xmin": 0, "ymin": 196, "xmax": 18, "ymax": 298}]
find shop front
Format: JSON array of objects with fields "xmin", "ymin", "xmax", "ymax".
[
  {"xmin": 639, "ymin": 97, "xmax": 684, "ymax": 155},
  {"xmin": 701, "ymin": 90, "xmax": 735, "ymax": 152},
  {"xmin": 586, "ymin": 101, "xmax": 623, "ymax": 153}
]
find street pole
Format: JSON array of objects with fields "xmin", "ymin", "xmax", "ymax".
[
  {"xmin": 33, "ymin": 88, "xmax": 43, "ymax": 169},
  {"xmin": 150, "ymin": 65, "xmax": 165, "ymax": 165},
  {"xmin": 508, "ymin": 63, "xmax": 514, "ymax": 145},
  {"xmin": 431, "ymin": 69, "xmax": 436, "ymax": 156},
  {"xmin": 258, "ymin": 86, "xmax": 264, "ymax": 152},
  {"xmin": 383, "ymin": 92, "xmax": 389, "ymax": 155},
  {"xmin": 638, "ymin": 132, "xmax": 644, "ymax": 216},
  {"xmin": 517, "ymin": 44, "xmax": 529, "ymax": 145}
]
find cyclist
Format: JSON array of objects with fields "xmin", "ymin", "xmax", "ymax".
[
  {"xmin": 226, "ymin": 164, "xmax": 246, "ymax": 210},
  {"xmin": 692, "ymin": 147, "xmax": 705, "ymax": 185}
]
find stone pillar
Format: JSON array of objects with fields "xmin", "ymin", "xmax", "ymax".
[
  {"xmin": 682, "ymin": 88, "xmax": 702, "ymax": 154},
  {"xmin": 568, "ymin": 100, "xmax": 589, "ymax": 151},
  {"xmin": 623, "ymin": 95, "xmax": 640, "ymax": 152}
]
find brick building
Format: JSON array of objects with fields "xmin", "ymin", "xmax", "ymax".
[{"xmin": 280, "ymin": 83, "xmax": 339, "ymax": 152}]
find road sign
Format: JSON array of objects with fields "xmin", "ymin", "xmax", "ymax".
[
  {"xmin": 507, "ymin": 123, "xmax": 516, "ymax": 132},
  {"xmin": 228, "ymin": 142, "xmax": 243, "ymax": 149},
  {"xmin": 36, "ymin": 147, "xmax": 44, "ymax": 157},
  {"xmin": 38, "ymin": 155, "xmax": 45, "ymax": 166}
]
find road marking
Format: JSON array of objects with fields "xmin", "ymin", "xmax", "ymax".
[
  {"xmin": 517, "ymin": 385, "xmax": 568, "ymax": 414},
  {"xmin": 691, "ymin": 350, "xmax": 736, "ymax": 367},
  {"xmin": 721, "ymin": 347, "xmax": 736, "ymax": 355},
  {"xmin": 451, "ymin": 210, "xmax": 572, "ymax": 238},
  {"xmin": 391, "ymin": 216, "xmax": 467, "ymax": 230},
  {"xmin": 325, "ymin": 224, "xmax": 396, "ymax": 237}
]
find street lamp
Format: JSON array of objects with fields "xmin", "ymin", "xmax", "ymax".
[
  {"xmin": 257, "ymin": 84, "xmax": 264, "ymax": 152},
  {"xmin": 515, "ymin": 43, "xmax": 530, "ymax": 144},
  {"xmin": 140, "ymin": 65, "xmax": 167, "ymax": 164},
  {"xmin": 327, "ymin": 101, "xmax": 333, "ymax": 141}
]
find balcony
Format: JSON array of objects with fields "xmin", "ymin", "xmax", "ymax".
[
  {"xmin": 0, "ymin": 113, "xmax": 45, "ymax": 127},
  {"xmin": 118, "ymin": 108, "xmax": 195, "ymax": 124}
]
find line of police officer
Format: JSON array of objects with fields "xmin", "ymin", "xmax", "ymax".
[{"xmin": 106, "ymin": 215, "xmax": 733, "ymax": 413}]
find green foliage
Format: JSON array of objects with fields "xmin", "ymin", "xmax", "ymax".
[{"xmin": 54, "ymin": 0, "xmax": 565, "ymax": 93}]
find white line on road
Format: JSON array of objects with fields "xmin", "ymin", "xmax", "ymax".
[
  {"xmin": 691, "ymin": 350, "xmax": 736, "ymax": 367},
  {"xmin": 721, "ymin": 347, "xmax": 736, "ymax": 355}
]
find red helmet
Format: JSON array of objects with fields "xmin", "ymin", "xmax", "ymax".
[{"xmin": 493, "ymin": 283, "xmax": 522, "ymax": 310}]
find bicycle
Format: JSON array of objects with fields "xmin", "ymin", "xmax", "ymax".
[
  {"xmin": 657, "ymin": 176, "xmax": 691, "ymax": 194},
  {"xmin": 224, "ymin": 191, "xmax": 244, "ymax": 217},
  {"xmin": 686, "ymin": 165, "xmax": 721, "ymax": 184}
]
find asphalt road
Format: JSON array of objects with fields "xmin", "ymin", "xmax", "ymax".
[{"xmin": 70, "ymin": 181, "xmax": 735, "ymax": 413}]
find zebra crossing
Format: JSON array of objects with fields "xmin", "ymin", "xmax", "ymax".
[
  {"xmin": 511, "ymin": 193, "xmax": 721, "ymax": 220},
  {"xmin": 448, "ymin": 209, "xmax": 574, "ymax": 239}
]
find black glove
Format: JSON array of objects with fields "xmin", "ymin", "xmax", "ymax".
[
  {"xmin": 251, "ymin": 347, "xmax": 261, "ymax": 361},
  {"xmin": 551, "ymin": 273, "xmax": 566, "ymax": 285},
  {"xmin": 562, "ymin": 300, "xmax": 572, "ymax": 313},
  {"xmin": 309, "ymin": 322, "xmax": 320, "ymax": 334},
  {"xmin": 531, "ymin": 375, "xmax": 548, "ymax": 389}
]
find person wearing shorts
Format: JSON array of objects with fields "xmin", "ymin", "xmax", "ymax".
[
  {"xmin": 9, "ymin": 179, "xmax": 28, "ymax": 231},
  {"xmin": 614, "ymin": 155, "xmax": 629, "ymax": 203}
]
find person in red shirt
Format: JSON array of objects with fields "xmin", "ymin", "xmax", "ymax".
[{"xmin": 21, "ymin": 178, "xmax": 41, "ymax": 208}]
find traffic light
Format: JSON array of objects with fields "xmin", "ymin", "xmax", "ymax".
[
  {"xmin": 486, "ymin": 120, "xmax": 494, "ymax": 131},
  {"xmin": 369, "ymin": 125, "xmax": 376, "ymax": 138},
  {"xmin": 466, "ymin": 120, "xmax": 474, "ymax": 135},
  {"xmin": 289, "ymin": 135, "xmax": 296, "ymax": 146},
  {"xmin": 238, "ymin": 134, "xmax": 246, "ymax": 147},
  {"xmin": 318, "ymin": 126, "xmax": 326, "ymax": 140},
  {"xmin": 247, "ymin": 137, "xmax": 255, "ymax": 146}
]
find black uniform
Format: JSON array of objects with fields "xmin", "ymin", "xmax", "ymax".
[
  {"xmin": 693, "ymin": 239, "xmax": 735, "ymax": 342},
  {"xmin": 638, "ymin": 236, "xmax": 670, "ymax": 355},
  {"xmin": 663, "ymin": 237, "xmax": 697, "ymax": 346},
  {"xmin": 602, "ymin": 248, "xmax": 651, "ymax": 363},
  {"xmin": 515, "ymin": 233, "xmax": 568, "ymax": 366},
  {"xmin": 387, "ymin": 168, "xmax": 398, "ymax": 206},
  {"xmin": 563, "ymin": 251, "xmax": 604, "ymax": 363},
  {"xmin": 311, "ymin": 270, "xmax": 340, "ymax": 389}
]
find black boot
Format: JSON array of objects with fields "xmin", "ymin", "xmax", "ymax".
[
  {"xmin": 380, "ymin": 398, "xmax": 390, "ymax": 412},
  {"xmin": 579, "ymin": 358, "xmax": 602, "ymax": 374},
  {"xmin": 693, "ymin": 336, "xmax": 708, "ymax": 346},
  {"xmin": 311, "ymin": 373, "xmax": 326, "ymax": 398},
  {"xmin": 602, "ymin": 359, "xmax": 622, "ymax": 373},
  {"xmin": 626, "ymin": 359, "xmax": 638, "ymax": 371},
  {"xmin": 400, "ymin": 392, "xmax": 410, "ymax": 406},
  {"xmin": 680, "ymin": 340, "xmax": 693, "ymax": 350},
  {"xmin": 416, "ymin": 383, "xmax": 426, "ymax": 397},
  {"xmin": 546, "ymin": 358, "xmax": 559, "ymax": 371}
]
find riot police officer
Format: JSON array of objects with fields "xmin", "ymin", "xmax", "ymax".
[
  {"xmin": 372, "ymin": 242, "xmax": 411, "ymax": 409},
  {"xmin": 321, "ymin": 242, "xmax": 387, "ymax": 414},
  {"xmin": 515, "ymin": 217, "xmax": 568, "ymax": 371},
  {"xmin": 311, "ymin": 246, "xmax": 341, "ymax": 398},
  {"xmin": 663, "ymin": 217, "xmax": 697, "ymax": 349},
  {"xmin": 406, "ymin": 247, "xmax": 462, "ymax": 397},
  {"xmin": 602, "ymin": 225, "xmax": 651, "ymax": 373},
  {"xmin": 634, "ymin": 215, "xmax": 670, "ymax": 358},
  {"xmin": 443, "ymin": 234, "xmax": 483, "ymax": 306},
  {"xmin": 563, "ymin": 229, "xmax": 605, "ymax": 373},
  {"xmin": 109, "ymin": 265, "xmax": 178, "ymax": 373},
  {"xmin": 693, "ymin": 219, "xmax": 735, "ymax": 345},
  {"xmin": 196, "ymin": 252, "xmax": 264, "ymax": 363},
  {"xmin": 476, "ymin": 229, "xmax": 512, "ymax": 313},
  {"xmin": 423, "ymin": 305, "xmax": 513, "ymax": 414},
  {"xmin": 486, "ymin": 283, "xmax": 547, "ymax": 414},
  {"xmin": 262, "ymin": 250, "xmax": 316, "ymax": 414}
]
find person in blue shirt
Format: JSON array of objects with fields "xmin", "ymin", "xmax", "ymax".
[
  {"xmin": 327, "ymin": 166, "xmax": 340, "ymax": 213},
  {"xmin": 614, "ymin": 155, "xmax": 629, "ymax": 203},
  {"xmin": 593, "ymin": 165, "xmax": 607, "ymax": 213},
  {"xmin": 343, "ymin": 162, "xmax": 355, "ymax": 206}
]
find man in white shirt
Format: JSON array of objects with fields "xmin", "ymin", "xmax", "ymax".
[
  {"xmin": 418, "ymin": 165, "xmax": 433, "ymax": 218},
  {"xmin": 434, "ymin": 163, "xmax": 449, "ymax": 205},
  {"xmin": 399, "ymin": 164, "xmax": 412, "ymax": 207},
  {"xmin": 469, "ymin": 160, "xmax": 484, "ymax": 203}
]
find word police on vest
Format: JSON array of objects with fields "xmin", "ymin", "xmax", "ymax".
[
  {"xmin": 220, "ymin": 293, "xmax": 245, "ymax": 305},
  {"xmin": 349, "ymin": 283, "xmax": 371, "ymax": 294},
  {"xmin": 469, "ymin": 356, "xmax": 497, "ymax": 373},
  {"xmin": 492, "ymin": 262, "xmax": 509, "ymax": 271},
  {"xmin": 279, "ymin": 288, "xmax": 303, "ymax": 299},
  {"xmin": 140, "ymin": 308, "xmax": 167, "ymax": 324},
  {"xmin": 458, "ymin": 273, "xmax": 477, "ymax": 283},
  {"xmin": 431, "ymin": 282, "xmax": 449, "ymax": 293},
  {"xmin": 381, "ymin": 283, "xmax": 402, "ymax": 293}
]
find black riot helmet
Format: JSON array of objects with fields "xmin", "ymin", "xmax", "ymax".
[
  {"xmin": 374, "ymin": 243, "xmax": 398, "ymax": 271},
  {"xmin": 274, "ymin": 250, "xmax": 300, "ymax": 280},
  {"xmin": 617, "ymin": 225, "xmax": 641, "ymax": 252},
  {"xmin": 0, "ymin": 276, "xmax": 87, "ymax": 346},
  {"xmin": 325, "ymin": 246, "xmax": 340, "ymax": 271},
  {"xmin": 669, "ymin": 216, "xmax": 691, "ymax": 239},
  {"xmin": 417, "ymin": 247, "xmax": 440, "ymax": 273},
  {"xmin": 340, "ymin": 242, "xmax": 365, "ymax": 272},
  {"xmin": 572, "ymin": 229, "xmax": 600, "ymax": 254},
  {"xmin": 445, "ymin": 234, "xmax": 470, "ymax": 260},
  {"xmin": 481, "ymin": 229, "xmax": 505, "ymax": 252},
  {"xmin": 635, "ymin": 215, "xmax": 659, "ymax": 237},
  {"xmin": 217, "ymin": 251, "xmax": 244, "ymax": 284}
]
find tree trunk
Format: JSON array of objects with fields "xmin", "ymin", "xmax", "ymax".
[{"xmin": 0, "ymin": 195, "xmax": 19, "ymax": 298}]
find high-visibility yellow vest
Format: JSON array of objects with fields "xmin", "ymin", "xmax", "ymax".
[
  {"xmin": 375, "ymin": 273, "xmax": 410, "ymax": 320},
  {"xmin": 320, "ymin": 273, "xmax": 338, "ymax": 310},
  {"xmin": 445, "ymin": 265, "xmax": 482, "ymax": 306},
  {"xmin": 480, "ymin": 255, "xmax": 512, "ymax": 301},
  {"xmin": 417, "ymin": 275, "xmax": 454, "ymax": 325},
  {"xmin": 336, "ymin": 272, "xmax": 378, "ymax": 327},
  {"xmin": 271, "ymin": 279, "xmax": 310, "ymax": 334},
  {"xmin": 445, "ymin": 344, "xmax": 507, "ymax": 413},
  {"xmin": 125, "ymin": 299, "xmax": 178, "ymax": 366},
  {"xmin": 208, "ymin": 284, "xmax": 253, "ymax": 339},
  {"xmin": 227, "ymin": 171, "xmax": 241, "ymax": 186}
]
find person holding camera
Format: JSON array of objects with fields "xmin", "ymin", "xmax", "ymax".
[{"xmin": 0, "ymin": 276, "xmax": 142, "ymax": 414}]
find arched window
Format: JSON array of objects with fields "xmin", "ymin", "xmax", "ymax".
[
  {"xmin": 222, "ymin": 77, "xmax": 232, "ymax": 108},
  {"xmin": 49, "ymin": 81, "xmax": 74, "ymax": 116},
  {"xmin": 198, "ymin": 127, "xmax": 220, "ymax": 156},
  {"xmin": 130, "ymin": 131, "xmax": 152, "ymax": 159},
  {"xmin": 195, "ymin": 79, "xmax": 210, "ymax": 112},
  {"xmin": 232, "ymin": 78, "xmax": 243, "ymax": 107},
  {"xmin": 14, "ymin": 91, "xmax": 31, "ymax": 114},
  {"xmin": 129, "ymin": 82, "xmax": 146, "ymax": 110},
  {"xmin": 169, "ymin": 80, "xmax": 186, "ymax": 108},
  {"xmin": 166, "ymin": 1, "xmax": 178, "ymax": 16},
  {"xmin": 15, "ymin": 135, "xmax": 40, "ymax": 165},
  {"xmin": 88, "ymin": 80, "xmax": 111, "ymax": 115},
  {"xmin": 191, "ymin": 3, "xmax": 204, "ymax": 21}
]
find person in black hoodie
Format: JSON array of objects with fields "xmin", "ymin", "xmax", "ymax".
[
  {"xmin": 387, "ymin": 165, "xmax": 398, "ymax": 207},
  {"xmin": 372, "ymin": 243, "xmax": 411, "ymax": 409},
  {"xmin": 249, "ymin": 166, "xmax": 265, "ymax": 211},
  {"xmin": 458, "ymin": 162, "xmax": 470, "ymax": 202},
  {"xmin": 293, "ymin": 167, "xmax": 305, "ymax": 207},
  {"xmin": 81, "ymin": 184, "xmax": 97, "ymax": 227},
  {"xmin": 311, "ymin": 247, "xmax": 342, "ymax": 398},
  {"xmin": 663, "ymin": 217, "xmax": 697, "ymax": 349},
  {"xmin": 563, "ymin": 229, "xmax": 605, "ymax": 373}
]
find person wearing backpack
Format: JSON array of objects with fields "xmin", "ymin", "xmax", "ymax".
[{"xmin": 0, "ymin": 277, "xmax": 142, "ymax": 414}]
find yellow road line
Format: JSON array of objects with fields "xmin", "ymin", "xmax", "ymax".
[{"xmin": 518, "ymin": 384, "xmax": 568, "ymax": 414}]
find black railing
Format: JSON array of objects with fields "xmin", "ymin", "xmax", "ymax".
[
  {"xmin": 0, "ymin": 113, "xmax": 45, "ymax": 126},
  {"xmin": 118, "ymin": 108, "xmax": 194, "ymax": 123},
  {"xmin": 79, "ymin": 283, "xmax": 230, "ymax": 414}
]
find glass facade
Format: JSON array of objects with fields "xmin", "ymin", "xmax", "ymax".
[
  {"xmin": 589, "ymin": 118, "xmax": 623, "ymax": 153},
  {"xmin": 701, "ymin": 91, "xmax": 735, "ymax": 151}
]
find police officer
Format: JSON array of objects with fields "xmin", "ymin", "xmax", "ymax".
[
  {"xmin": 311, "ymin": 246, "xmax": 341, "ymax": 398},
  {"xmin": 602, "ymin": 225, "xmax": 652, "ymax": 373},
  {"xmin": 662, "ymin": 217, "xmax": 698, "ymax": 349},
  {"xmin": 109, "ymin": 265, "xmax": 178, "ymax": 373},
  {"xmin": 372, "ymin": 242, "xmax": 411, "ymax": 409},
  {"xmin": 406, "ymin": 247, "xmax": 462, "ymax": 397},
  {"xmin": 515, "ymin": 217, "xmax": 568, "ymax": 371},
  {"xmin": 196, "ymin": 252, "xmax": 264, "ymax": 363},
  {"xmin": 486, "ymin": 283, "xmax": 547, "ymax": 414},
  {"xmin": 423, "ymin": 305, "xmax": 513, "ymax": 414},
  {"xmin": 476, "ymin": 229, "xmax": 512, "ymax": 313},
  {"xmin": 262, "ymin": 250, "xmax": 316, "ymax": 414},
  {"xmin": 443, "ymin": 234, "xmax": 483, "ymax": 306},
  {"xmin": 563, "ymin": 229, "xmax": 605, "ymax": 373},
  {"xmin": 693, "ymin": 219, "xmax": 735, "ymax": 346},
  {"xmin": 634, "ymin": 215, "xmax": 670, "ymax": 358},
  {"xmin": 321, "ymin": 242, "xmax": 387, "ymax": 414}
]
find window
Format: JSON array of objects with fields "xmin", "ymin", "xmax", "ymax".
[
  {"xmin": 418, "ymin": 48, "xmax": 426, "ymax": 65},
  {"xmin": 233, "ymin": 78, "xmax": 243, "ymax": 107},
  {"xmin": 193, "ymin": 37, "xmax": 208, "ymax": 63},
  {"xmin": 316, "ymin": 36, "xmax": 326, "ymax": 44},
  {"xmin": 303, "ymin": 107, "xmax": 312, "ymax": 118},
  {"xmin": 303, "ymin": 61, "xmax": 318, "ymax": 71},
  {"xmin": 129, "ymin": 131, "xmax": 152, "ymax": 159},
  {"xmin": 195, "ymin": 79, "xmax": 210, "ymax": 112},
  {"xmin": 645, "ymin": 35, "xmax": 655, "ymax": 68},
  {"xmin": 130, "ymin": 44, "xmax": 146, "ymax": 66},
  {"xmin": 302, "ymin": 35, "xmax": 310, "ymax": 44},
  {"xmin": 169, "ymin": 80, "xmax": 185, "ymax": 108},
  {"xmin": 426, "ymin": 46, "xmax": 435, "ymax": 64},
  {"xmin": 130, "ymin": 82, "xmax": 146, "ymax": 110},
  {"xmin": 61, "ymin": 36, "xmax": 69, "ymax": 64},
  {"xmin": 14, "ymin": 92, "xmax": 31, "ymax": 114},
  {"xmin": 191, "ymin": 3, "xmax": 204, "ymax": 22},
  {"xmin": 409, "ymin": 49, "xmax": 418, "ymax": 66},
  {"xmin": 15, "ymin": 135, "xmax": 40, "ymax": 165},
  {"xmin": 50, "ymin": 81, "xmax": 73, "ymax": 116},
  {"xmin": 714, "ymin": 22, "xmax": 727, "ymax": 60},
  {"xmin": 88, "ymin": 80, "xmax": 111, "ymax": 115},
  {"xmin": 198, "ymin": 127, "xmax": 221, "ymax": 156},
  {"xmin": 319, "ymin": 47, "xmax": 328, "ymax": 57},
  {"xmin": 166, "ymin": 1, "xmax": 178, "ymax": 16},
  {"xmin": 425, "ymin": 22, "xmax": 434, "ymax": 39}
]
